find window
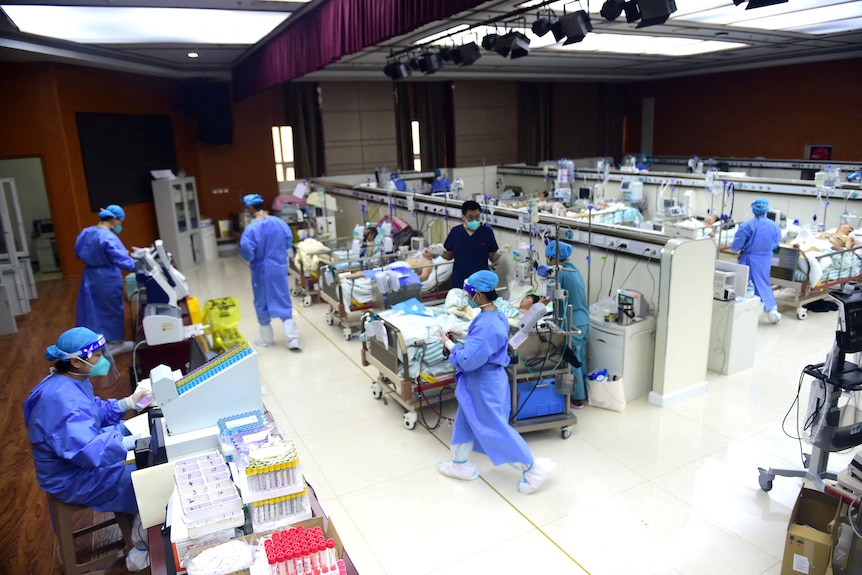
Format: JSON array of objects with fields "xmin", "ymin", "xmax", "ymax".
[
  {"xmin": 271, "ymin": 126, "xmax": 295, "ymax": 182},
  {"xmin": 411, "ymin": 120, "xmax": 421, "ymax": 172}
]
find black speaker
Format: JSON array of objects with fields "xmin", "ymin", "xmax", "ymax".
[
  {"xmin": 636, "ymin": 0, "xmax": 677, "ymax": 29},
  {"xmin": 559, "ymin": 10, "xmax": 593, "ymax": 45},
  {"xmin": 179, "ymin": 81, "xmax": 233, "ymax": 145}
]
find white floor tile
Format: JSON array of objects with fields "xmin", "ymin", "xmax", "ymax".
[{"xmin": 181, "ymin": 256, "xmax": 855, "ymax": 575}]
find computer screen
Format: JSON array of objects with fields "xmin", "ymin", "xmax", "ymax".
[{"xmin": 578, "ymin": 187, "xmax": 591, "ymax": 200}]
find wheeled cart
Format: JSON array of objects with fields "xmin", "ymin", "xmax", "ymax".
[
  {"xmin": 508, "ymin": 329, "xmax": 578, "ymax": 439},
  {"xmin": 289, "ymin": 235, "xmax": 352, "ymax": 309},
  {"xmin": 361, "ymin": 315, "xmax": 457, "ymax": 430}
]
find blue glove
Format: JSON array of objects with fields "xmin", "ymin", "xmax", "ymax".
[{"xmin": 122, "ymin": 434, "xmax": 142, "ymax": 451}]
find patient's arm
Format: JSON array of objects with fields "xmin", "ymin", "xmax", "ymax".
[{"xmin": 406, "ymin": 257, "xmax": 433, "ymax": 281}]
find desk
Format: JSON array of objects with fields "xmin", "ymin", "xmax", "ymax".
[{"xmin": 147, "ymin": 483, "xmax": 360, "ymax": 575}]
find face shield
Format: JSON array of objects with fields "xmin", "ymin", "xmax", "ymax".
[{"xmin": 62, "ymin": 334, "xmax": 119, "ymax": 385}]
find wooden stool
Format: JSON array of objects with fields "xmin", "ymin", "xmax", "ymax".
[{"xmin": 46, "ymin": 493, "xmax": 133, "ymax": 575}]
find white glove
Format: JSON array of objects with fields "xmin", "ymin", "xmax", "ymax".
[
  {"xmin": 122, "ymin": 433, "xmax": 142, "ymax": 451},
  {"xmin": 500, "ymin": 244, "xmax": 512, "ymax": 254},
  {"xmin": 120, "ymin": 387, "xmax": 153, "ymax": 412},
  {"xmin": 448, "ymin": 327, "xmax": 465, "ymax": 339}
]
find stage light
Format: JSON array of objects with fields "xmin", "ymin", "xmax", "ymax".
[
  {"xmin": 559, "ymin": 10, "xmax": 592, "ymax": 45},
  {"xmin": 482, "ymin": 33, "xmax": 499, "ymax": 51},
  {"xmin": 532, "ymin": 16, "xmax": 553, "ymax": 36},
  {"xmin": 439, "ymin": 47, "xmax": 455, "ymax": 62},
  {"xmin": 550, "ymin": 20, "xmax": 566, "ymax": 41},
  {"xmin": 408, "ymin": 56, "xmax": 420, "ymax": 71},
  {"xmin": 636, "ymin": 0, "xmax": 676, "ymax": 29},
  {"xmin": 457, "ymin": 41, "xmax": 482, "ymax": 65},
  {"xmin": 497, "ymin": 31, "xmax": 530, "ymax": 59},
  {"xmin": 746, "ymin": 0, "xmax": 788, "ymax": 8},
  {"xmin": 383, "ymin": 60, "xmax": 411, "ymax": 80},
  {"xmin": 623, "ymin": 1, "xmax": 641, "ymax": 23},
  {"xmin": 600, "ymin": 0, "xmax": 625, "ymax": 21},
  {"xmin": 417, "ymin": 51, "xmax": 443, "ymax": 74}
]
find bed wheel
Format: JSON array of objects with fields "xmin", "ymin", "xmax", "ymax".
[
  {"xmin": 324, "ymin": 312, "xmax": 334, "ymax": 326},
  {"xmin": 561, "ymin": 427, "xmax": 572, "ymax": 440},
  {"xmin": 403, "ymin": 411, "xmax": 417, "ymax": 430},
  {"xmin": 343, "ymin": 328, "xmax": 352, "ymax": 341},
  {"xmin": 291, "ymin": 286, "xmax": 302, "ymax": 297},
  {"xmin": 797, "ymin": 307, "xmax": 807, "ymax": 320},
  {"xmin": 371, "ymin": 381, "xmax": 383, "ymax": 399},
  {"xmin": 303, "ymin": 295, "xmax": 312, "ymax": 307}
]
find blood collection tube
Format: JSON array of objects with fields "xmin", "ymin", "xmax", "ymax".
[
  {"xmin": 275, "ymin": 552, "xmax": 284, "ymax": 575},
  {"xmin": 337, "ymin": 559, "xmax": 346, "ymax": 575},
  {"xmin": 301, "ymin": 545, "xmax": 312, "ymax": 575},
  {"xmin": 286, "ymin": 549, "xmax": 296, "ymax": 575},
  {"xmin": 294, "ymin": 547, "xmax": 305, "ymax": 575},
  {"xmin": 326, "ymin": 539, "xmax": 337, "ymax": 570},
  {"xmin": 269, "ymin": 553, "xmax": 278, "ymax": 575}
]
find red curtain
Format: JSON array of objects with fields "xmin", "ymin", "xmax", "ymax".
[{"xmin": 233, "ymin": 0, "xmax": 489, "ymax": 101}]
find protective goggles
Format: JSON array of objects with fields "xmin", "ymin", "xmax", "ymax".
[{"xmin": 59, "ymin": 334, "xmax": 107, "ymax": 360}]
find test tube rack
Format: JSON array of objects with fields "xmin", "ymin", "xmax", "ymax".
[
  {"xmin": 173, "ymin": 451, "xmax": 244, "ymax": 540},
  {"xmin": 151, "ymin": 342, "xmax": 263, "ymax": 436},
  {"xmin": 249, "ymin": 487, "xmax": 312, "ymax": 533}
]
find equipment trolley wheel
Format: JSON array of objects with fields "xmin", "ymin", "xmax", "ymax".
[
  {"xmin": 291, "ymin": 286, "xmax": 302, "ymax": 297},
  {"xmin": 303, "ymin": 295, "xmax": 313, "ymax": 307},
  {"xmin": 324, "ymin": 312, "xmax": 334, "ymax": 326},
  {"xmin": 371, "ymin": 381, "xmax": 383, "ymax": 399},
  {"xmin": 403, "ymin": 411, "xmax": 417, "ymax": 430},
  {"xmin": 561, "ymin": 427, "xmax": 572, "ymax": 439},
  {"xmin": 343, "ymin": 328, "xmax": 352, "ymax": 341},
  {"xmin": 757, "ymin": 467, "xmax": 774, "ymax": 492},
  {"xmin": 797, "ymin": 307, "xmax": 807, "ymax": 320}
]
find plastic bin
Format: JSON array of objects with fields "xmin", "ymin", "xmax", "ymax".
[{"xmin": 516, "ymin": 378, "xmax": 566, "ymax": 419}]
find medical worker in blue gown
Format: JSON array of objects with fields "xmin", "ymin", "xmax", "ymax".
[
  {"xmin": 239, "ymin": 194, "xmax": 302, "ymax": 350},
  {"xmin": 544, "ymin": 240, "xmax": 589, "ymax": 409},
  {"xmin": 389, "ymin": 171, "xmax": 407, "ymax": 192},
  {"xmin": 24, "ymin": 327, "xmax": 151, "ymax": 515},
  {"xmin": 436, "ymin": 270, "xmax": 555, "ymax": 494},
  {"xmin": 75, "ymin": 205, "xmax": 135, "ymax": 350},
  {"xmin": 731, "ymin": 198, "xmax": 782, "ymax": 324},
  {"xmin": 430, "ymin": 168, "xmax": 451, "ymax": 195}
]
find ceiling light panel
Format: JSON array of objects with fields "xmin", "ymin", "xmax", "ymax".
[
  {"xmin": 674, "ymin": 0, "xmax": 856, "ymax": 27},
  {"xmin": 1, "ymin": 6, "xmax": 290, "ymax": 44},
  {"xmin": 735, "ymin": 3, "xmax": 862, "ymax": 32},
  {"xmin": 790, "ymin": 15, "xmax": 862, "ymax": 34},
  {"xmin": 552, "ymin": 32, "xmax": 747, "ymax": 55}
]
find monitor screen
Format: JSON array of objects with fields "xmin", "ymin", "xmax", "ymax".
[{"xmin": 578, "ymin": 187, "xmax": 591, "ymax": 200}]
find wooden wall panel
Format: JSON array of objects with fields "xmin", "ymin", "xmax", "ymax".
[{"xmin": 453, "ymin": 81, "xmax": 517, "ymax": 167}]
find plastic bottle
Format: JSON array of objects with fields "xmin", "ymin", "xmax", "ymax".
[{"xmin": 746, "ymin": 279, "xmax": 755, "ymax": 299}]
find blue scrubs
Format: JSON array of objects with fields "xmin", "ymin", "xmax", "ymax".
[
  {"xmin": 556, "ymin": 262, "xmax": 590, "ymax": 401},
  {"xmin": 23, "ymin": 373, "xmax": 137, "ymax": 515},
  {"xmin": 240, "ymin": 216, "xmax": 294, "ymax": 325},
  {"xmin": 444, "ymin": 225, "xmax": 499, "ymax": 288},
  {"xmin": 449, "ymin": 310, "xmax": 533, "ymax": 466},
  {"xmin": 393, "ymin": 179, "xmax": 407, "ymax": 192},
  {"xmin": 75, "ymin": 226, "xmax": 134, "ymax": 341},
  {"xmin": 431, "ymin": 177, "xmax": 451, "ymax": 194},
  {"xmin": 731, "ymin": 215, "xmax": 781, "ymax": 310}
]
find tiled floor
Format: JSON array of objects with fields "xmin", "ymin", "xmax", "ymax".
[{"xmin": 185, "ymin": 256, "xmax": 852, "ymax": 575}]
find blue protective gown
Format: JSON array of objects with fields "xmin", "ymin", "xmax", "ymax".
[
  {"xmin": 240, "ymin": 215, "xmax": 295, "ymax": 325},
  {"xmin": 393, "ymin": 178, "xmax": 407, "ymax": 192},
  {"xmin": 449, "ymin": 310, "xmax": 533, "ymax": 466},
  {"xmin": 75, "ymin": 226, "xmax": 134, "ymax": 341},
  {"xmin": 23, "ymin": 373, "xmax": 137, "ymax": 515},
  {"xmin": 431, "ymin": 177, "xmax": 451, "ymax": 194},
  {"xmin": 731, "ymin": 215, "xmax": 782, "ymax": 310},
  {"xmin": 556, "ymin": 262, "xmax": 590, "ymax": 401}
]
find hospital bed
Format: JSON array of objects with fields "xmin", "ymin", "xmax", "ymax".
[
  {"xmin": 362, "ymin": 301, "xmax": 577, "ymax": 437},
  {"xmin": 361, "ymin": 309, "xmax": 469, "ymax": 430},
  {"xmin": 770, "ymin": 244, "xmax": 862, "ymax": 319},
  {"xmin": 317, "ymin": 255, "xmax": 419, "ymax": 340},
  {"xmin": 318, "ymin": 253, "xmax": 454, "ymax": 340},
  {"xmin": 566, "ymin": 202, "xmax": 644, "ymax": 226},
  {"xmin": 290, "ymin": 236, "xmax": 352, "ymax": 307}
]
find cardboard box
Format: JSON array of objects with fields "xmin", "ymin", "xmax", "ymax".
[
  {"xmin": 781, "ymin": 487, "xmax": 841, "ymax": 575},
  {"xmin": 183, "ymin": 515, "xmax": 345, "ymax": 575}
]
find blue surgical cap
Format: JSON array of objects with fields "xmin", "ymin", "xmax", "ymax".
[
  {"xmin": 545, "ymin": 240, "xmax": 573, "ymax": 261},
  {"xmin": 752, "ymin": 198, "xmax": 769, "ymax": 216},
  {"xmin": 46, "ymin": 327, "xmax": 106, "ymax": 361},
  {"xmin": 99, "ymin": 204, "xmax": 125, "ymax": 220},
  {"xmin": 390, "ymin": 172, "xmax": 399, "ymax": 179},
  {"xmin": 243, "ymin": 194, "xmax": 264, "ymax": 207},
  {"xmin": 434, "ymin": 169, "xmax": 442, "ymax": 177},
  {"xmin": 465, "ymin": 270, "xmax": 498, "ymax": 292}
]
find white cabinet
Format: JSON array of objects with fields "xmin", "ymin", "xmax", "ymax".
[
  {"xmin": 152, "ymin": 177, "xmax": 202, "ymax": 269},
  {"xmin": 587, "ymin": 316, "xmax": 656, "ymax": 401},
  {"xmin": 708, "ymin": 297, "xmax": 760, "ymax": 375}
]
